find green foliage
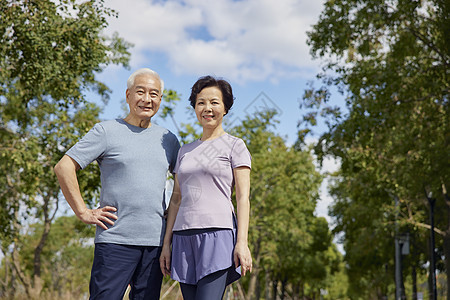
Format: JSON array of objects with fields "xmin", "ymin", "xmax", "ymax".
[
  {"xmin": 1, "ymin": 101, "xmax": 103, "ymax": 239},
  {"xmin": 305, "ymin": 0, "xmax": 448, "ymax": 196},
  {"xmin": 0, "ymin": 101, "xmax": 103, "ymax": 298},
  {"xmin": 0, "ymin": 0, "xmax": 131, "ymax": 127},
  {"xmin": 1, "ymin": 216, "xmax": 95, "ymax": 298},
  {"xmin": 0, "ymin": 0, "xmax": 130, "ymax": 297},
  {"xmin": 0, "ymin": 0, "xmax": 130, "ymax": 240},
  {"xmin": 231, "ymin": 110, "xmax": 342, "ymax": 298},
  {"xmin": 160, "ymin": 90, "xmax": 181, "ymax": 120},
  {"xmin": 158, "ymin": 89, "xmax": 202, "ymax": 144},
  {"xmin": 158, "ymin": 102, "xmax": 345, "ymax": 298},
  {"xmin": 302, "ymin": 0, "xmax": 449, "ymax": 297}
]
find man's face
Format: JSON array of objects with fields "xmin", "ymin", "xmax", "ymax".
[{"xmin": 126, "ymin": 74, "xmax": 162, "ymax": 121}]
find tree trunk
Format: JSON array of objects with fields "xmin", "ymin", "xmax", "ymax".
[
  {"xmin": 412, "ymin": 264, "xmax": 417, "ymax": 300},
  {"xmin": 255, "ymin": 275, "xmax": 261, "ymax": 300},
  {"xmin": 272, "ymin": 279, "xmax": 278, "ymax": 300},
  {"xmin": 300, "ymin": 281, "xmax": 304, "ymax": 300},
  {"xmin": 11, "ymin": 212, "xmax": 37, "ymax": 299},
  {"xmin": 400, "ymin": 256, "xmax": 406, "ymax": 300},
  {"xmin": 444, "ymin": 184, "xmax": 450, "ymax": 300},
  {"xmin": 34, "ymin": 194, "xmax": 58, "ymax": 278},
  {"xmin": 0, "ymin": 254, "xmax": 15, "ymax": 299},
  {"xmin": 12, "ymin": 246, "xmax": 33, "ymax": 299},
  {"xmin": 444, "ymin": 232, "xmax": 450, "ymax": 300},
  {"xmin": 12, "ymin": 195, "xmax": 58, "ymax": 299},
  {"xmin": 10, "ymin": 260, "xmax": 16, "ymax": 300},
  {"xmin": 265, "ymin": 272, "xmax": 271, "ymax": 300},
  {"xmin": 292, "ymin": 280, "xmax": 300, "ymax": 300},
  {"xmin": 248, "ymin": 236, "xmax": 262, "ymax": 300},
  {"xmin": 0, "ymin": 255, "xmax": 8, "ymax": 296},
  {"xmin": 248, "ymin": 262, "xmax": 260, "ymax": 300},
  {"xmin": 280, "ymin": 277, "xmax": 287, "ymax": 300},
  {"xmin": 33, "ymin": 218, "xmax": 51, "ymax": 278}
]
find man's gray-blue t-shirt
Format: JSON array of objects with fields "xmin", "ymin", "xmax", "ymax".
[{"xmin": 66, "ymin": 119, "xmax": 180, "ymax": 246}]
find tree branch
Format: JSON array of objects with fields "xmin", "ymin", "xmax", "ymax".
[
  {"xmin": 394, "ymin": 89, "xmax": 449, "ymax": 105},
  {"xmin": 403, "ymin": 197, "xmax": 444, "ymax": 235},
  {"xmin": 11, "ymin": 246, "xmax": 32, "ymax": 297},
  {"xmin": 408, "ymin": 27, "xmax": 450, "ymax": 67}
]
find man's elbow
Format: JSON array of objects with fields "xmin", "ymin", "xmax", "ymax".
[
  {"xmin": 54, "ymin": 155, "xmax": 76, "ymax": 176},
  {"xmin": 53, "ymin": 159, "xmax": 64, "ymax": 177}
]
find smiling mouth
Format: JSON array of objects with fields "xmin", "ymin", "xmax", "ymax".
[
  {"xmin": 203, "ymin": 115, "xmax": 214, "ymax": 120},
  {"xmin": 139, "ymin": 106, "xmax": 153, "ymax": 111}
]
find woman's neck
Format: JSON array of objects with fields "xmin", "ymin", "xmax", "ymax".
[{"xmin": 201, "ymin": 126, "xmax": 226, "ymax": 141}]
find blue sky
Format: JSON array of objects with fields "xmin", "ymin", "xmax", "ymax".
[
  {"xmin": 90, "ymin": 0, "xmax": 343, "ymax": 224},
  {"xmin": 94, "ymin": 0, "xmax": 342, "ymax": 144}
]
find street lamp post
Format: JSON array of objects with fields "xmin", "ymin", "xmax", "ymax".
[
  {"xmin": 425, "ymin": 190, "xmax": 437, "ymax": 300},
  {"xmin": 394, "ymin": 195, "xmax": 402, "ymax": 300}
]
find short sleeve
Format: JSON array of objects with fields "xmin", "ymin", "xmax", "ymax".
[
  {"xmin": 231, "ymin": 138, "xmax": 251, "ymax": 169},
  {"xmin": 66, "ymin": 123, "xmax": 107, "ymax": 169},
  {"xmin": 169, "ymin": 136, "xmax": 181, "ymax": 174},
  {"xmin": 173, "ymin": 146, "xmax": 183, "ymax": 174}
]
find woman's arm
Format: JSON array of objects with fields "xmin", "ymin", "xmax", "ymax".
[
  {"xmin": 159, "ymin": 174, "xmax": 181, "ymax": 276},
  {"xmin": 233, "ymin": 166, "xmax": 252, "ymax": 276}
]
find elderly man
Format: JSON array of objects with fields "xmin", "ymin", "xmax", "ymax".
[{"xmin": 54, "ymin": 68, "xmax": 180, "ymax": 299}]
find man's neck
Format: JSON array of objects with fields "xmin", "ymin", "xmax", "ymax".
[{"xmin": 123, "ymin": 115, "xmax": 152, "ymax": 128}]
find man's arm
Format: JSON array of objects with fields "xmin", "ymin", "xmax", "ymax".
[{"xmin": 54, "ymin": 155, "xmax": 117, "ymax": 230}]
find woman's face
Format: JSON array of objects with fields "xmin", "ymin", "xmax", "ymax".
[{"xmin": 195, "ymin": 86, "xmax": 226, "ymax": 130}]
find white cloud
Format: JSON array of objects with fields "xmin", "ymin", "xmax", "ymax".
[
  {"xmin": 103, "ymin": 0, "xmax": 324, "ymax": 82},
  {"xmin": 316, "ymin": 157, "xmax": 340, "ymax": 222},
  {"xmin": 168, "ymin": 39, "xmax": 244, "ymax": 76},
  {"xmin": 321, "ymin": 155, "xmax": 341, "ymax": 175},
  {"xmin": 305, "ymin": 136, "xmax": 341, "ymax": 224},
  {"xmin": 314, "ymin": 153, "xmax": 344, "ymax": 253}
]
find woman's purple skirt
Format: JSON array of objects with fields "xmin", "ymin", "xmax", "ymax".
[{"xmin": 171, "ymin": 227, "xmax": 241, "ymax": 285}]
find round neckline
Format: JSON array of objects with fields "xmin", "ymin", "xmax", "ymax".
[
  {"xmin": 198, "ymin": 132, "xmax": 228, "ymax": 143},
  {"xmin": 119, "ymin": 118, "xmax": 154, "ymax": 131}
]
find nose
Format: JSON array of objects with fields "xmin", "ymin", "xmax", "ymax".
[
  {"xmin": 203, "ymin": 102, "xmax": 212, "ymax": 111},
  {"xmin": 143, "ymin": 93, "xmax": 152, "ymax": 103}
]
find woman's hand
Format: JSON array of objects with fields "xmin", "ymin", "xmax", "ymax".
[
  {"xmin": 233, "ymin": 241, "xmax": 252, "ymax": 276},
  {"xmin": 159, "ymin": 174, "xmax": 180, "ymax": 277},
  {"xmin": 159, "ymin": 244, "xmax": 172, "ymax": 276}
]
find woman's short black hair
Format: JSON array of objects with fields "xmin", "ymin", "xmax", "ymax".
[{"xmin": 189, "ymin": 75, "xmax": 234, "ymax": 114}]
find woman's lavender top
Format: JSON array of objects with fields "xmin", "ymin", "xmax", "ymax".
[{"xmin": 173, "ymin": 133, "xmax": 251, "ymax": 231}]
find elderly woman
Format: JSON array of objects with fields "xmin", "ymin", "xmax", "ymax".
[{"xmin": 160, "ymin": 75, "xmax": 252, "ymax": 299}]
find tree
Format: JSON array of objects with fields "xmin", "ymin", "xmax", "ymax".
[
  {"xmin": 158, "ymin": 94, "xmax": 343, "ymax": 299},
  {"xmin": 0, "ymin": 0, "xmax": 130, "ymax": 297},
  {"xmin": 301, "ymin": 0, "xmax": 449, "ymax": 298},
  {"xmin": 1, "ymin": 216, "xmax": 96, "ymax": 299},
  {"xmin": 231, "ymin": 110, "xmax": 339, "ymax": 299},
  {"xmin": 1, "ymin": 102, "xmax": 106, "ymax": 299}
]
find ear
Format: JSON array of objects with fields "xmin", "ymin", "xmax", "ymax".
[{"xmin": 125, "ymin": 89, "xmax": 130, "ymax": 103}]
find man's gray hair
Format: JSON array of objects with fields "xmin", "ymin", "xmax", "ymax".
[{"xmin": 127, "ymin": 68, "xmax": 164, "ymax": 93}]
